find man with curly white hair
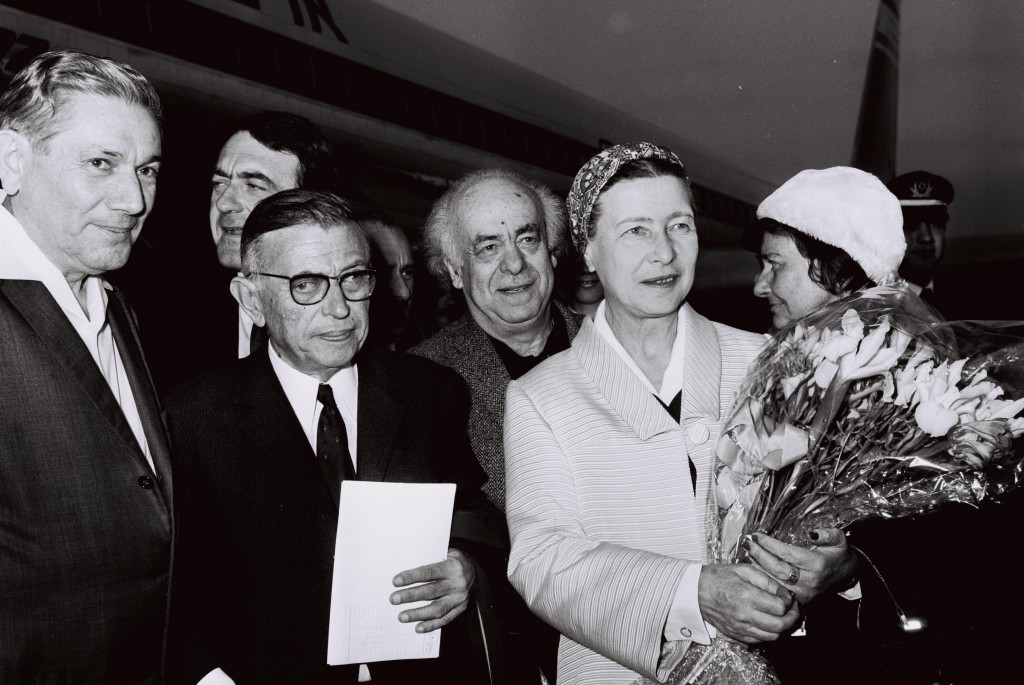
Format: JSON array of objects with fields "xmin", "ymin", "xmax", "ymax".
[{"xmin": 411, "ymin": 168, "xmax": 580, "ymax": 684}]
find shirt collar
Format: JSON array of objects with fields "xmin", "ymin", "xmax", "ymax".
[
  {"xmin": 0, "ymin": 204, "xmax": 110, "ymax": 327},
  {"xmin": 592, "ymin": 300, "xmax": 686, "ymax": 403},
  {"xmin": 268, "ymin": 340, "xmax": 359, "ymax": 428}
]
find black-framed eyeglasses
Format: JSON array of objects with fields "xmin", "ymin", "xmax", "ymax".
[{"xmin": 248, "ymin": 269, "xmax": 376, "ymax": 305}]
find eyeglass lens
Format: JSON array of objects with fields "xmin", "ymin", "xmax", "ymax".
[{"xmin": 289, "ymin": 272, "xmax": 375, "ymax": 304}]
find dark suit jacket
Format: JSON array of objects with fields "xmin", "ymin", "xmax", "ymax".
[
  {"xmin": 166, "ymin": 347, "xmax": 503, "ymax": 685},
  {"xmin": 0, "ymin": 280, "xmax": 174, "ymax": 684},
  {"xmin": 410, "ymin": 301, "xmax": 583, "ymax": 512}
]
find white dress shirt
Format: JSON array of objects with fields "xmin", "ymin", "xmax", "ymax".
[
  {"xmin": 592, "ymin": 301, "xmax": 716, "ymax": 645},
  {"xmin": 0, "ymin": 205, "xmax": 154, "ymax": 471},
  {"xmin": 268, "ymin": 342, "xmax": 359, "ymax": 463}
]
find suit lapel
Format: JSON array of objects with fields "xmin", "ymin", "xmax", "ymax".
[
  {"xmin": 354, "ymin": 351, "xmax": 400, "ymax": 483},
  {"xmin": 679, "ymin": 304, "xmax": 722, "ymax": 424},
  {"xmin": 106, "ymin": 287, "xmax": 174, "ymax": 503},
  {"xmin": 678, "ymin": 305, "xmax": 724, "ymax": 504},
  {"xmin": 1, "ymin": 279, "xmax": 150, "ymax": 464},
  {"xmin": 573, "ymin": 317, "xmax": 678, "ymax": 440},
  {"xmin": 238, "ymin": 348, "xmax": 336, "ymax": 506}
]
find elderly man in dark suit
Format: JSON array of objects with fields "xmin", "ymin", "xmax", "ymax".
[
  {"xmin": 167, "ymin": 189, "xmax": 502, "ymax": 684},
  {"xmin": 411, "ymin": 168, "xmax": 581, "ymax": 684},
  {"xmin": 0, "ymin": 51, "xmax": 172, "ymax": 683}
]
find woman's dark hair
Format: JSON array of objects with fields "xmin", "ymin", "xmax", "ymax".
[
  {"xmin": 587, "ymin": 158, "xmax": 694, "ymax": 240},
  {"xmin": 760, "ymin": 219, "xmax": 871, "ymax": 296}
]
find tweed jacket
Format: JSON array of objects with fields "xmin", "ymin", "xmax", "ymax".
[
  {"xmin": 505, "ymin": 305, "xmax": 765, "ymax": 685},
  {"xmin": 0, "ymin": 280, "xmax": 173, "ymax": 683},
  {"xmin": 410, "ymin": 300, "xmax": 583, "ymax": 511}
]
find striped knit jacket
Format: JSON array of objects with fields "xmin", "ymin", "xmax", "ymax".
[{"xmin": 505, "ymin": 305, "xmax": 765, "ymax": 684}]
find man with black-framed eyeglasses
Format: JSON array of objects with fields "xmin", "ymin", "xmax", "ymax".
[
  {"xmin": 166, "ymin": 189, "xmax": 502, "ymax": 684},
  {"xmin": 245, "ymin": 268, "xmax": 378, "ymax": 306}
]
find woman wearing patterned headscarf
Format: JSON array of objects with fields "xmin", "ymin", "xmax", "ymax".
[{"xmin": 503, "ymin": 143, "xmax": 802, "ymax": 684}]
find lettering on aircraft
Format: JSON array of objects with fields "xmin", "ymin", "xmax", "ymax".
[{"xmin": 227, "ymin": 0, "xmax": 348, "ymax": 43}]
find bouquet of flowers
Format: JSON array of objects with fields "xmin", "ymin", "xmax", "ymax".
[{"xmin": 636, "ymin": 285, "xmax": 1024, "ymax": 685}]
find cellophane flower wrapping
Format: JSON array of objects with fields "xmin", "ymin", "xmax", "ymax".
[{"xmin": 636, "ymin": 285, "xmax": 1024, "ymax": 685}]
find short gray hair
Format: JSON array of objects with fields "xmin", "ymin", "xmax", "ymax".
[
  {"xmin": 421, "ymin": 168, "xmax": 568, "ymax": 286},
  {"xmin": 0, "ymin": 50, "xmax": 162, "ymax": 150}
]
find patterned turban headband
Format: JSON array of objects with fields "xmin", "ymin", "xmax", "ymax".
[{"xmin": 567, "ymin": 141, "xmax": 689, "ymax": 255}]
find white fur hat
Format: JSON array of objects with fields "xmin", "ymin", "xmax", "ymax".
[{"xmin": 756, "ymin": 167, "xmax": 906, "ymax": 283}]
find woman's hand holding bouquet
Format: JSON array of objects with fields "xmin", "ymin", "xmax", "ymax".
[{"xmin": 637, "ymin": 286, "xmax": 1024, "ymax": 685}]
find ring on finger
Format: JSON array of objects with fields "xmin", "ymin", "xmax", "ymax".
[{"xmin": 785, "ymin": 566, "xmax": 800, "ymax": 585}]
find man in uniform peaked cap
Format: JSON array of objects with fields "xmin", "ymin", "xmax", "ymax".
[{"xmin": 886, "ymin": 170, "xmax": 954, "ymax": 299}]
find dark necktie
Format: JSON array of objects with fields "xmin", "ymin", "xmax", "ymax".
[
  {"xmin": 317, "ymin": 384, "xmax": 356, "ymax": 505},
  {"xmin": 656, "ymin": 391, "xmax": 697, "ymax": 495}
]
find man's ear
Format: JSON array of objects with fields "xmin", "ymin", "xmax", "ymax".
[
  {"xmin": 445, "ymin": 261, "xmax": 464, "ymax": 290},
  {"xmin": 0, "ymin": 129, "xmax": 29, "ymax": 197},
  {"xmin": 230, "ymin": 275, "xmax": 267, "ymax": 327},
  {"xmin": 583, "ymin": 245, "xmax": 596, "ymax": 272}
]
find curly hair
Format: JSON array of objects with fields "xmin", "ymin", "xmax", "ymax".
[{"xmin": 420, "ymin": 168, "xmax": 568, "ymax": 286}]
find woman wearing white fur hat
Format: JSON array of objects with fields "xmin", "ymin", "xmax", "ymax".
[
  {"xmin": 741, "ymin": 167, "xmax": 950, "ymax": 684},
  {"xmin": 750, "ymin": 166, "xmax": 907, "ymax": 331},
  {"xmin": 740, "ymin": 168, "xmax": 907, "ymax": 605}
]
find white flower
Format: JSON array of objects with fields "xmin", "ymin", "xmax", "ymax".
[
  {"xmin": 838, "ymin": 319, "xmax": 912, "ymax": 382},
  {"xmin": 849, "ymin": 327, "xmax": 912, "ymax": 382},
  {"xmin": 881, "ymin": 372, "xmax": 896, "ymax": 401},
  {"xmin": 911, "ymin": 341, "xmax": 937, "ymax": 366},
  {"xmin": 893, "ymin": 359, "xmax": 930, "ymax": 406},
  {"xmin": 915, "ymin": 399, "xmax": 960, "ymax": 437},
  {"xmin": 1010, "ymin": 417, "xmax": 1024, "ymax": 436},
  {"xmin": 956, "ymin": 376, "xmax": 1002, "ymax": 403},
  {"xmin": 820, "ymin": 333, "xmax": 859, "ymax": 364},
  {"xmin": 952, "ymin": 397, "xmax": 981, "ymax": 421},
  {"xmin": 782, "ymin": 371, "xmax": 811, "ymax": 399},
  {"xmin": 840, "ymin": 309, "xmax": 865, "ymax": 339},
  {"xmin": 984, "ymin": 396, "xmax": 1024, "ymax": 422},
  {"xmin": 853, "ymin": 319, "xmax": 891, "ymax": 366},
  {"xmin": 813, "ymin": 359, "xmax": 839, "ymax": 389},
  {"xmin": 943, "ymin": 359, "xmax": 968, "ymax": 393}
]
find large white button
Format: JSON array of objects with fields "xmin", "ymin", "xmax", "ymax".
[{"xmin": 687, "ymin": 423, "xmax": 710, "ymax": 445}]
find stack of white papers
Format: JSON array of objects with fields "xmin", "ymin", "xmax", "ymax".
[{"xmin": 327, "ymin": 481, "xmax": 456, "ymax": 665}]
